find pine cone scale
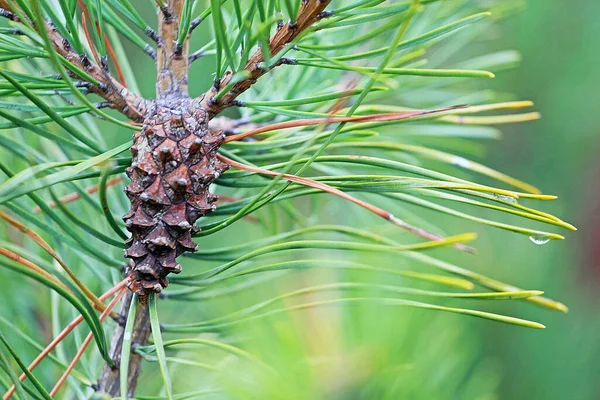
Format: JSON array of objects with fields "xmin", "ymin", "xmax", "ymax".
[{"xmin": 123, "ymin": 99, "xmax": 227, "ymax": 295}]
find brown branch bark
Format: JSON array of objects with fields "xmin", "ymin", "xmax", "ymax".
[
  {"xmin": 156, "ymin": 0, "xmax": 189, "ymax": 98},
  {"xmin": 3, "ymin": 281, "xmax": 127, "ymax": 400},
  {"xmin": 44, "ymin": 21, "xmax": 149, "ymax": 121},
  {"xmin": 97, "ymin": 1, "xmax": 191, "ymax": 396},
  {"xmin": 1, "ymin": 1, "xmax": 148, "ymax": 121},
  {"xmin": 96, "ymin": 291, "xmax": 151, "ymax": 398},
  {"xmin": 199, "ymin": 0, "xmax": 332, "ymax": 118}
]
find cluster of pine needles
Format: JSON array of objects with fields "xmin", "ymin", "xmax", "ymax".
[{"xmin": 0, "ymin": 0, "xmax": 574, "ymax": 398}]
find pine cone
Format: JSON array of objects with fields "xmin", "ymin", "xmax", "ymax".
[{"xmin": 123, "ymin": 99, "xmax": 228, "ymax": 295}]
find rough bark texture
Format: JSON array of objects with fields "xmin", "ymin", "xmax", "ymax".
[
  {"xmin": 123, "ymin": 98, "xmax": 228, "ymax": 295},
  {"xmin": 0, "ymin": 0, "xmax": 333, "ymax": 398},
  {"xmin": 0, "ymin": 1, "xmax": 149, "ymax": 120},
  {"xmin": 91, "ymin": 1, "xmax": 331, "ymax": 397},
  {"xmin": 200, "ymin": 0, "xmax": 332, "ymax": 116},
  {"xmin": 156, "ymin": 0, "xmax": 189, "ymax": 97},
  {"xmin": 96, "ymin": 292, "xmax": 151, "ymax": 397}
]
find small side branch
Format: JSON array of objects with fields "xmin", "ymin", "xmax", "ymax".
[
  {"xmin": 1, "ymin": 2, "xmax": 147, "ymax": 121},
  {"xmin": 0, "ymin": 7, "xmax": 17, "ymax": 21},
  {"xmin": 199, "ymin": 0, "xmax": 332, "ymax": 117},
  {"xmin": 45, "ymin": 22, "xmax": 148, "ymax": 121},
  {"xmin": 218, "ymin": 154, "xmax": 475, "ymax": 253}
]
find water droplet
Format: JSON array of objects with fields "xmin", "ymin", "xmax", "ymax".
[
  {"xmin": 451, "ymin": 156, "xmax": 471, "ymax": 168},
  {"xmin": 529, "ymin": 235, "xmax": 550, "ymax": 245}
]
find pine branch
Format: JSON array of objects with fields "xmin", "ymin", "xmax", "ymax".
[
  {"xmin": 156, "ymin": 0, "xmax": 190, "ymax": 98},
  {"xmin": 96, "ymin": 291, "xmax": 151, "ymax": 398},
  {"xmin": 0, "ymin": 1, "xmax": 147, "ymax": 121},
  {"xmin": 43, "ymin": 21, "xmax": 147, "ymax": 121},
  {"xmin": 0, "ymin": 1, "xmax": 575, "ymax": 399},
  {"xmin": 2, "ymin": 280, "xmax": 127, "ymax": 400},
  {"xmin": 199, "ymin": 0, "xmax": 332, "ymax": 117},
  {"xmin": 98, "ymin": 1, "xmax": 194, "ymax": 396}
]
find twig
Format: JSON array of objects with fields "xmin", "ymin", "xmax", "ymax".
[
  {"xmin": 2, "ymin": 280, "xmax": 127, "ymax": 400},
  {"xmin": 49, "ymin": 288, "xmax": 127, "ymax": 397},
  {"xmin": 224, "ymin": 106, "xmax": 466, "ymax": 143},
  {"xmin": 1, "ymin": 1, "xmax": 146, "ymax": 120},
  {"xmin": 156, "ymin": 0, "xmax": 189, "ymax": 97},
  {"xmin": 96, "ymin": 292, "xmax": 152, "ymax": 397},
  {"xmin": 45, "ymin": 21, "xmax": 145, "ymax": 120},
  {"xmin": 218, "ymin": 154, "xmax": 475, "ymax": 253},
  {"xmin": 200, "ymin": 0, "xmax": 333, "ymax": 117}
]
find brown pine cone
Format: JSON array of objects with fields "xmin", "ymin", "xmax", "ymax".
[{"xmin": 123, "ymin": 99, "xmax": 228, "ymax": 295}]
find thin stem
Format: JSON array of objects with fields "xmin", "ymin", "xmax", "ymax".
[
  {"xmin": 119, "ymin": 294, "xmax": 137, "ymax": 400},
  {"xmin": 156, "ymin": 0, "xmax": 190, "ymax": 97},
  {"xmin": 200, "ymin": 0, "xmax": 333, "ymax": 116},
  {"xmin": 217, "ymin": 154, "xmax": 475, "ymax": 253},
  {"xmin": 49, "ymin": 289, "xmax": 127, "ymax": 397},
  {"xmin": 224, "ymin": 106, "xmax": 465, "ymax": 143},
  {"xmin": 2, "ymin": 280, "xmax": 127, "ymax": 400},
  {"xmin": 96, "ymin": 292, "xmax": 152, "ymax": 397},
  {"xmin": 34, "ymin": 3, "xmax": 146, "ymax": 119}
]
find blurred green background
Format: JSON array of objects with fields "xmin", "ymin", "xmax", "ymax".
[
  {"xmin": 1, "ymin": 1, "xmax": 598, "ymax": 399},
  {"xmin": 476, "ymin": 1, "xmax": 600, "ymax": 398},
  {"xmin": 159, "ymin": 2, "xmax": 600, "ymax": 397}
]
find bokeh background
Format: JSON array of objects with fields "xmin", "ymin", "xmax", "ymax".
[
  {"xmin": 481, "ymin": 1, "xmax": 600, "ymax": 398},
  {"xmin": 162, "ymin": 2, "xmax": 600, "ymax": 398},
  {"xmin": 0, "ymin": 1, "xmax": 598, "ymax": 399}
]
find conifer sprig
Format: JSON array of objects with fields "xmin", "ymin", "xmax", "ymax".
[{"xmin": 0, "ymin": 0, "xmax": 573, "ymax": 398}]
